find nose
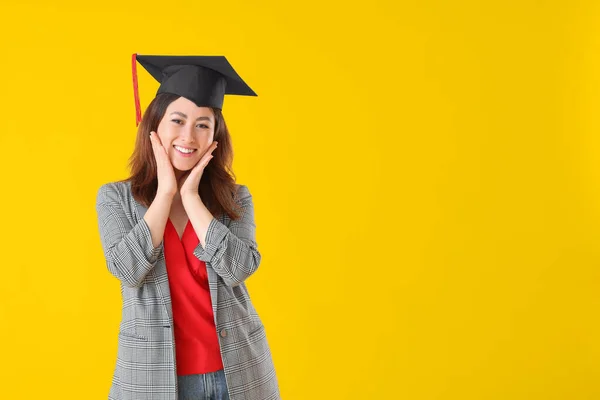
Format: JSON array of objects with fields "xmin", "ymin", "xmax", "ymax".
[{"xmin": 179, "ymin": 126, "xmax": 196, "ymax": 144}]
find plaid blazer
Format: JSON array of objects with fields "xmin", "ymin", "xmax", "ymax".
[{"xmin": 95, "ymin": 180, "xmax": 281, "ymax": 400}]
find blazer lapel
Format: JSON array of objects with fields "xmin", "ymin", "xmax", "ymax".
[
  {"xmin": 132, "ymin": 196, "xmax": 175, "ymax": 327},
  {"xmin": 206, "ymin": 214, "xmax": 227, "ymax": 326},
  {"xmin": 206, "ymin": 264, "xmax": 219, "ymax": 325}
]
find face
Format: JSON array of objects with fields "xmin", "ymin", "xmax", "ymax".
[{"xmin": 156, "ymin": 96, "xmax": 215, "ymax": 178}]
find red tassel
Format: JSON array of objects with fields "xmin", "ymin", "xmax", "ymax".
[{"xmin": 132, "ymin": 53, "xmax": 141, "ymax": 127}]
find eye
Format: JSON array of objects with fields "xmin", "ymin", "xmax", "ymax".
[
  {"xmin": 197, "ymin": 124, "xmax": 209, "ymax": 129},
  {"xmin": 171, "ymin": 119, "xmax": 184, "ymax": 125}
]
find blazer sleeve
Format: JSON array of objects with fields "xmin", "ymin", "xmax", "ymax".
[
  {"xmin": 95, "ymin": 183, "xmax": 163, "ymax": 288},
  {"xmin": 192, "ymin": 184, "xmax": 262, "ymax": 287}
]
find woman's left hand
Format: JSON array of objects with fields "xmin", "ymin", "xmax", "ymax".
[{"xmin": 179, "ymin": 141, "xmax": 218, "ymax": 199}]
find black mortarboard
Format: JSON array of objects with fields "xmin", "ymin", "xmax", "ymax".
[{"xmin": 131, "ymin": 53, "xmax": 257, "ymax": 126}]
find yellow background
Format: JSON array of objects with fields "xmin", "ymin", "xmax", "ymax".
[{"xmin": 1, "ymin": 0, "xmax": 599, "ymax": 398}]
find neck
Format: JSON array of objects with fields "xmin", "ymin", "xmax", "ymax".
[{"xmin": 174, "ymin": 168, "xmax": 185, "ymax": 181}]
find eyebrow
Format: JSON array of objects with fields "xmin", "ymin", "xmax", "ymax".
[{"xmin": 170, "ymin": 111, "xmax": 213, "ymax": 122}]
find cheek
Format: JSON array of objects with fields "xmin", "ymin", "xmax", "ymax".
[
  {"xmin": 156, "ymin": 127, "xmax": 173, "ymax": 146},
  {"xmin": 157, "ymin": 120, "xmax": 173, "ymax": 139},
  {"xmin": 194, "ymin": 132, "xmax": 213, "ymax": 146},
  {"xmin": 158, "ymin": 135, "xmax": 170, "ymax": 149}
]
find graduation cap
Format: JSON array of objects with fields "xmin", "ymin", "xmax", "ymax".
[{"xmin": 131, "ymin": 53, "xmax": 257, "ymax": 126}]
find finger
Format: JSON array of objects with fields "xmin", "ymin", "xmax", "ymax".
[
  {"xmin": 201, "ymin": 143, "xmax": 218, "ymax": 161},
  {"xmin": 149, "ymin": 131, "xmax": 159, "ymax": 151},
  {"xmin": 149, "ymin": 132, "xmax": 159, "ymax": 155},
  {"xmin": 192, "ymin": 155, "xmax": 212, "ymax": 172},
  {"xmin": 150, "ymin": 130, "xmax": 162, "ymax": 146},
  {"xmin": 149, "ymin": 133, "xmax": 164, "ymax": 164},
  {"xmin": 150, "ymin": 131, "xmax": 169, "ymax": 160},
  {"xmin": 201, "ymin": 141, "xmax": 218, "ymax": 156},
  {"xmin": 200, "ymin": 150, "xmax": 214, "ymax": 166}
]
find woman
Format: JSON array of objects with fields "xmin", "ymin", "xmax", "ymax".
[{"xmin": 95, "ymin": 54, "xmax": 280, "ymax": 400}]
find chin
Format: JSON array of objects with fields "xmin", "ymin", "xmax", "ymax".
[
  {"xmin": 173, "ymin": 164, "xmax": 193, "ymax": 172},
  {"xmin": 170, "ymin": 156, "xmax": 196, "ymax": 171}
]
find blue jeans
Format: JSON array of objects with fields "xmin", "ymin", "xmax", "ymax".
[{"xmin": 177, "ymin": 369, "xmax": 230, "ymax": 400}]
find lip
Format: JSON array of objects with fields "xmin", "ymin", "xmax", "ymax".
[
  {"xmin": 174, "ymin": 145, "xmax": 196, "ymax": 150},
  {"xmin": 173, "ymin": 145, "xmax": 197, "ymax": 157}
]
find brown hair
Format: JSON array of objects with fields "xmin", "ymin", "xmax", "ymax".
[{"xmin": 115, "ymin": 92, "xmax": 242, "ymax": 220}]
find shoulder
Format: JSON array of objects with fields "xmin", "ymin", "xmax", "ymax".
[
  {"xmin": 96, "ymin": 180, "xmax": 132, "ymax": 204},
  {"xmin": 234, "ymin": 183, "xmax": 252, "ymax": 202}
]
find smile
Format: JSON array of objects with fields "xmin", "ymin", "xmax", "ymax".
[{"xmin": 174, "ymin": 145, "xmax": 197, "ymax": 154}]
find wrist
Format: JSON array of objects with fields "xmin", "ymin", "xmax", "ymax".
[
  {"xmin": 156, "ymin": 190, "xmax": 176, "ymax": 201},
  {"xmin": 181, "ymin": 192, "xmax": 201, "ymax": 203}
]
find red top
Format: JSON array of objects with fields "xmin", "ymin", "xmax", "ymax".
[{"xmin": 163, "ymin": 218, "xmax": 224, "ymax": 376}]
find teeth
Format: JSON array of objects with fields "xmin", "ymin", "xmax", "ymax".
[{"xmin": 175, "ymin": 145, "xmax": 195, "ymax": 154}]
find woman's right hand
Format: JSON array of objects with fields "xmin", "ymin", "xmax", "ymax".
[{"xmin": 149, "ymin": 131, "xmax": 177, "ymax": 198}]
